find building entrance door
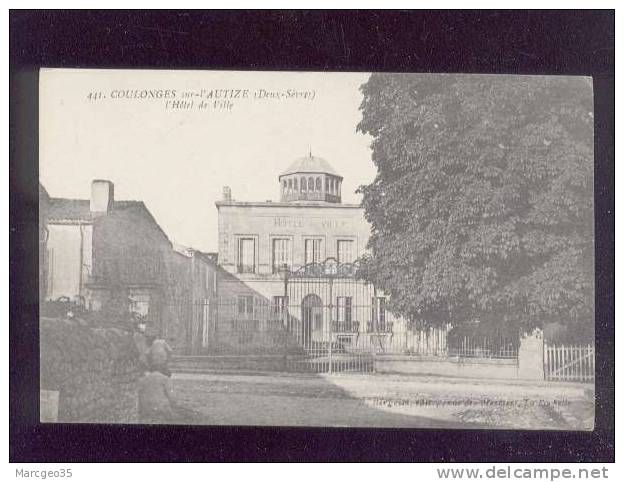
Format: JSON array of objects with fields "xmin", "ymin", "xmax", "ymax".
[{"xmin": 301, "ymin": 294, "xmax": 322, "ymax": 348}]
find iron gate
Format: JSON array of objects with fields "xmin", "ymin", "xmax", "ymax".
[{"xmin": 283, "ymin": 258, "xmax": 377, "ymax": 373}]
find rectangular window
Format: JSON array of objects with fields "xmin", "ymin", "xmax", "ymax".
[
  {"xmin": 336, "ymin": 296, "xmax": 353, "ymax": 326},
  {"xmin": 237, "ymin": 238, "xmax": 255, "ymax": 273},
  {"xmin": 304, "ymin": 238, "xmax": 322, "ymax": 265},
  {"xmin": 272, "ymin": 238, "xmax": 291, "ymax": 273},
  {"xmin": 272, "ymin": 296, "xmax": 287, "ymax": 313},
  {"xmin": 337, "ymin": 240, "xmax": 354, "ymax": 264},
  {"xmin": 271, "ymin": 296, "xmax": 287, "ymax": 325},
  {"xmin": 237, "ymin": 295, "xmax": 254, "ymax": 318},
  {"xmin": 371, "ymin": 297, "xmax": 388, "ymax": 332}
]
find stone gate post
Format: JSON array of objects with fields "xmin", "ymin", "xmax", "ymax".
[{"xmin": 518, "ymin": 329, "xmax": 545, "ymax": 380}]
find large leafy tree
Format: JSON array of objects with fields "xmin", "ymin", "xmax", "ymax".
[{"xmin": 357, "ymin": 74, "xmax": 593, "ymax": 336}]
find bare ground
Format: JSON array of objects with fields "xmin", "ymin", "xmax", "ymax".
[{"xmin": 168, "ymin": 371, "xmax": 594, "ymax": 429}]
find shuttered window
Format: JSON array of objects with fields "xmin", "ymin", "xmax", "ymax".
[
  {"xmin": 272, "ymin": 238, "xmax": 291, "ymax": 273},
  {"xmin": 371, "ymin": 297, "xmax": 388, "ymax": 332},
  {"xmin": 304, "ymin": 239, "xmax": 322, "ymax": 265},
  {"xmin": 336, "ymin": 296, "xmax": 353, "ymax": 323},
  {"xmin": 237, "ymin": 238, "xmax": 255, "ymax": 273},
  {"xmin": 337, "ymin": 240, "xmax": 354, "ymax": 264}
]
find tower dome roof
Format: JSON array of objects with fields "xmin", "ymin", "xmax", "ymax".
[{"xmin": 279, "ymin": 155, "xmax": 342, "ymax": 178}]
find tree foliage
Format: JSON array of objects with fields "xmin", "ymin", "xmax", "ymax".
[{"xmin": 357, "ymin": 74, "xmax": 593, "ymax": 335}]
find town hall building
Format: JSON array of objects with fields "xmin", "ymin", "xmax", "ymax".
[
  {"xmin": 212, "ymin": 154, "xmax": 400, "ymax": 354},
  {"xmin": 216, "ymin": 154, "xmax": 370, "ymax": 296}
]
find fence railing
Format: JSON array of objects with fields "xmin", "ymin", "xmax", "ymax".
[
  {"xmin": 165, "ymin": 298, "xmax": 523, "ymax": 364},
  {"xmin": 447, "ymin": 334, "xmax": 519, "ymax": 359},
  {"xmin": 544, "ymin": 343, "xmax": 595, "ymax": 382}
]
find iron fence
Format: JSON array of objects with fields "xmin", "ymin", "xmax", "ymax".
[
  {"xmin": 447, "ymin": 334, "xmax": 519, "ymax": 359},
  {"xmin": 168, "ymin": 295, "xmax": 521, "ymax": 369},
  {"xmin": 163, "ymin": 259, "xmax": 520, "ymax": 370}
]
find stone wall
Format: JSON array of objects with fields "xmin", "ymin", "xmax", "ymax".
[
  {"xmin": 375, "ymin": 333, "xmax": 546, "ymax": 381},
  {"xmin": 40, "ymin": 317, "xmax": 141, "ymax": 423},
  {"xmin": 374, "ymin": 355, "xmax": 521, "ymax": 380}
]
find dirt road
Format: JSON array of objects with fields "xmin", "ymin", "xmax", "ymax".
[{"xmin": 170, "ymin": 371, "xmax": 594, "ymax": 429}]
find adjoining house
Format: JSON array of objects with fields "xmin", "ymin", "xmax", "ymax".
[
  {"xmin": 39, "ymin": 179, "xmax": 217, "ymax": 353},
  {"xmin": 165, "ymin": 245, "xmax": 218, "ymax": 354}
]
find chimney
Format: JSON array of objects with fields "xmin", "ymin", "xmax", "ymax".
[
  {"xmin": 222, "ymin": 186, "xmax": 232, "ymax": 202},
  {"xmin": 90, "ymin": 180, "xmax": 114, "ymax": 213}
]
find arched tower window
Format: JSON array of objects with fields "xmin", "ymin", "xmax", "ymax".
[{"xmin": 279, "ymin": 155, "xmax": 342, "ymax": 203}]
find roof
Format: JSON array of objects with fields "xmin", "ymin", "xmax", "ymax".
[
  {"xmin": 172, "ymin": 243, "xmax": 218, "ymax": 265},
  {"xmin": 47, "ymin": 198, "xmax": 144, "ymax": 223},
  {"xmin": 46, "ymin": 197, "xmax": 172, "ymax": 246},
  {"xmin": 215, "ymin": 200, "xmax": 362, "ymax": 209},
  {"xmin": 39, "ymin": 183, "xmax": 50, "ymax": 203},
  {"xmin": 279, "ymin": 155, "xmax": 342, "ymax": 178}
]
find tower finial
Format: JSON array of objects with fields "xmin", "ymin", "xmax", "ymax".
[{"xmin": 309, "ymin": 145, "xmax": 312, "ymax": 158}]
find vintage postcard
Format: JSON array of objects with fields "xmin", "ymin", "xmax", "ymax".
[{"xmin": 38, "ymin": 69, "xmax": 595, "ymax": 429}]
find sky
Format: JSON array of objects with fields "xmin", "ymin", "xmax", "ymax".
[{"xmin": 40, "ymin": 69, "xmax": 376, "ymax": 252}]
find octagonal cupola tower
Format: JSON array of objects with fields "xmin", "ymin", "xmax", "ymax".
[{"xmin": 279, "ymin": 152, "xmax": 343, "ymax": 203}]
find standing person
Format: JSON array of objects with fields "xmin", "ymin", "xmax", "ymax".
[
  {"xmin": 132, "ymin": 321, "xmax": 149, "ymax": 369},
  {"xmin": 137, "ymin": 369, "xmax": 176, "ymax": 423},
  {"xmin": 148, "ymin": 335, "xmax": 173, "ymax": 377}
]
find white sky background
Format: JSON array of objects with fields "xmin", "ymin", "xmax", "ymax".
[{"xmin": 40, "ymin": 69, "xmax": 375, "ymax": 252}]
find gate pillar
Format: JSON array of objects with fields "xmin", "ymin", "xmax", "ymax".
[
  {"xmin": 518, "ymin": 329, "xmax": 545, "ymax": 380},
  {"xmin": 328, "ymin": 277, "xmax": 333, "ymax": 374}
]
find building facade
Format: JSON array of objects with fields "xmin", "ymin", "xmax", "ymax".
[
  {"xmin": 214, "ymin": 155, "xmax": 402, "ymax": 354},
  {"xmin": 40, "ymin": 179, "xmax": 217, "ymax": 354}
]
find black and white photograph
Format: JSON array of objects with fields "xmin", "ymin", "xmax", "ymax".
[
  {"xmin": 9, "ymin": 9, "xmax": 614, "ymax": 466},
  {"xmin": 37, "ymin": 68, "xmax": 595, "ymax": 430}
]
